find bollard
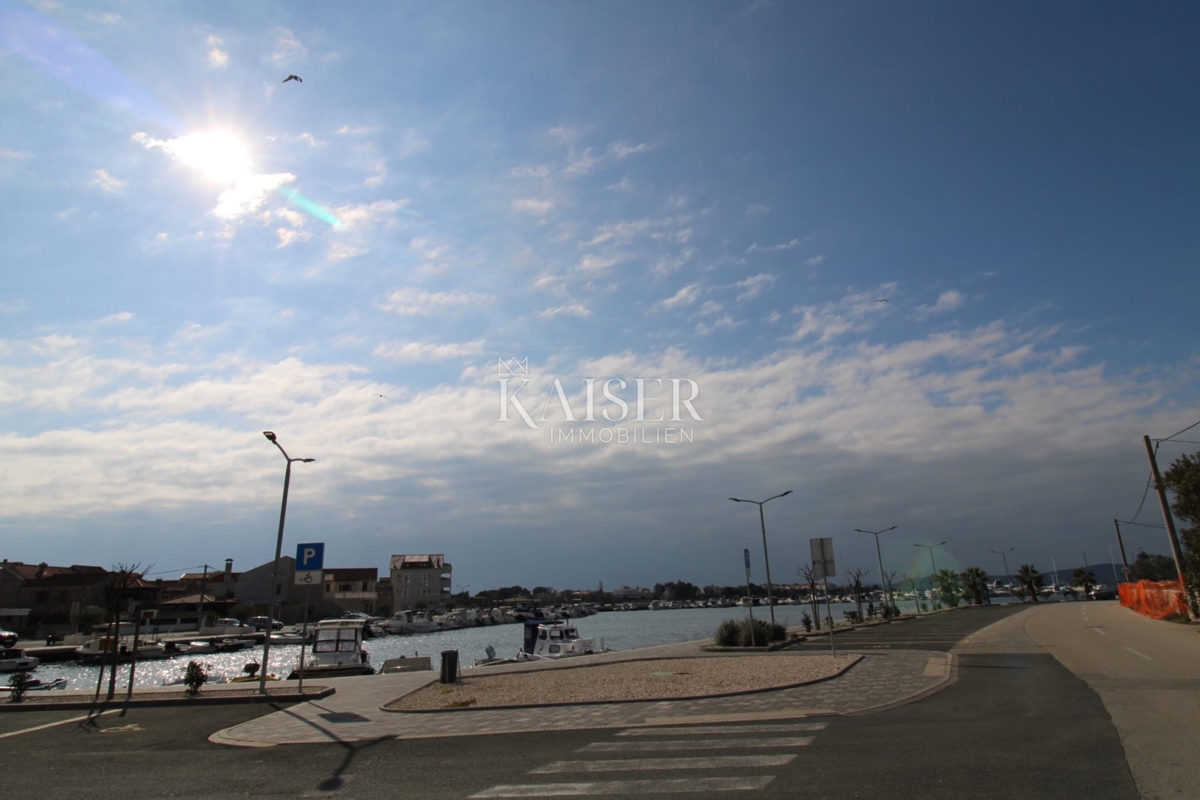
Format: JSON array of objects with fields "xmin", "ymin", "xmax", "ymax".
[{"xmin": 440, "ymin": 650, "xmax": 459, "ymax": 684}]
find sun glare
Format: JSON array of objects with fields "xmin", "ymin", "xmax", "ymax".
[{"xmin": 169, "ymin": 131, "xmax": 252, "ymax": 184}]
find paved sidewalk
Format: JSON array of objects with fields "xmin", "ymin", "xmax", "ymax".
[{"xmin": 210, "ymin": 636, "xmax": 951, "ymax": 747}]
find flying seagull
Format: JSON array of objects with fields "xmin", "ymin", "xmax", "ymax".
[
  {"xmin": 875, "ymin": 298, "xmax": 888, "ymax": 303},
  {"xmin": 373, "ymin": 393, "xmax": 387, "ymax": 399},
  {"xmin": 282, "ymin": 74, "xmax": 302, "ymax": 83}
]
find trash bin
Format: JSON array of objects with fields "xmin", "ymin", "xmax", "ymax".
[{"xmin": 440, "ymin": 650, "xmax": 459, "ymax": 684}]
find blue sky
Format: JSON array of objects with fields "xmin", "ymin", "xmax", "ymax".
[{"xmin": 1, "ymin": 1, "xmax": 1197, "ymax": 592}]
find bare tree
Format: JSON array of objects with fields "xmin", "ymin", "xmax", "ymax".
[
  {"xmin": 845, "ymin": 568, "xmax": 869, "ymax": 621},
  {"xmin": 798, "ymin": 564, "xmax": 821, "ymax": 631}
]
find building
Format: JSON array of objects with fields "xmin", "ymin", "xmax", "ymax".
[
  {"xmin": 389, "ymin": 554, "xmax": 452, "ymax": 612},
  {"xmin": 323, "ymin": 568, "xmax": 379, "ymax": 615}
]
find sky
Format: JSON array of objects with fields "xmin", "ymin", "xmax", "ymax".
[{"xmin": 1, "ymin": 0, "xmax": 1198, "ymax": 592}]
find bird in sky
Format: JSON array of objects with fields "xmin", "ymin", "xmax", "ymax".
[
  {"xmin": 282, "ymin": 74, "xmax": 302, "ymax": 83},
  {"xmin": 373, "ymin": 393, "xmax": 387, "ymax": 399},
  {"xmin": 875, "ymin": 298, "xmax": 889, "ymax": 303}
]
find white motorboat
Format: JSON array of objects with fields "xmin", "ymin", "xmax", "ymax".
[
  {"xmin": 0, "ymin": 630, "xmax": 39, "ymax": 673},
  {"xmin": 514, "ymin": 620, "xmax": 606, "ymax": 661},
  {"xmin": 287, "ymin": 619, "xmax": 373, "ymax": 679},
  {"xmin": 380, "ymin": 610, "xmax": 445, "ymax": 635}
]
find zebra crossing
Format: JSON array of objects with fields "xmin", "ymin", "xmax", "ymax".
[{"xmin": 470, "ymin": 720, "xmax": 828, "ymax": 797}]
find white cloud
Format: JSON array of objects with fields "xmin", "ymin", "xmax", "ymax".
[
  {"xmin": 87, "ymin": 12, "xmax": 121, "ymax": 23},
  {"xmin": 563, "ymin": 148, "xmax": 599, "ymax": 177},
  {"xmin": 374, "ymin": 340, "xmax": 486, "ymax": 362},
  {"xmin": 696, "ymin": 315, "xmax": 742, "ymax": 335},
  {"xmin": 698, "ymin": 300, "xmax": 723, "ymax": 316},
  {"xmin": 577, "ymin": 255, "xmax": 620, "ymax": 274},
  {"xmin": 399, "ymin": 129, "xmax": 430, "ymax": 159},
  {"xmin": 511, "ymin": 165, "xmax": 551, "ymax": 178},
  {"xmin": 660, "ymin": 283, "xmax": 703, "ymax": 310},
  {"xmin": 608, "ymin": 142, "xmax": 650, "ymax": 159},
  {"xmin": 364, "ymin": 160, "xmax": 386, "ymax": 187},
  {"xmin": 513, "ymin": 198, "xmax": 554, "ymax": 215},
  {"xmin": 0, "ymin": 149, "xmax": 32, "ymax": 160},
  {"xmin": 276, "ymin": 227, "xmax": 313, "ymax": 248},
  {"xmin": 328, "ymin": 241, "xmax": 367, "ymax": 261},
  {"xmin": 378, "ymin": 288, "xmax": 492, "ymax": 315},
  {"xmin": 299, "ymin": 132, "xmax": 326, "ymax": 148},
  {"xmin": 101, "ymin": 312, "xmax": 133, "ymax": 323},
  {"xmin": 213, "ymin": 173, "xmax": 295, "ymax": 218},
  {"xmin": 747, "ymin": 238, "xmax": 800, "ymax": 254},
  {"xmin": 207, "ymin": 38, "xmax": 229, "ymax": 68},
  {"xmin": 787, "ymin": 286, "xmax": 896, "ymax": 343},
  {"xmin": 337, "ymin": 125, "xmax": 380, "ymax": 135},
  {"xmin": 651, "ymin": 248, "xmax": 697, "ymax": 279},
  {"xmin": 277, "ymin": 208, "xmax": 305, "ymax": 227},
  {"xmin": 735, "ymin": 273, "xmax": 776, "ymax": 303},
  {"xmin": 154, "ymin": 232, "xmax": 168, "ymax": 242},
  {"xmin": 270, "ymin": 28, "xmax": 308, "ymax": 65},
  {"xmin": 745, "ymin": 204, "xmax": 772, "ymax": 216},
  {"xmin": 546, "ymin": 126, "xmax": 581, "ymax": 144},
  {"xmin": 606, "ymin": 177, "xmax": 634, "ymax": 192},
  {"xmin": 805, "ymin": 255, "xmax": 825, "ymax": 267},
  {"xmin": 92, "ymin": 169, "xmax": 125, "ymax": 193},
  {"xmin": 539, "ymin": 302, "xmax": 592, "ymax": 319},
  {"xmin": 334, "ymin": 200, "xmax": 406, "ymax": 230},
  {"xmin": 917, "ymin": 290, "xmax": 965, "ymax": 317}
]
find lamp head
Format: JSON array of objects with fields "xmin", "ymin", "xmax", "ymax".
[
  {"xmin": 729, "ymin": 497, "xmax": 743, "ymax": 503},
  {"xmin": 780, "ymin": 490, "xmax": 793, "ymax": 497},
  {"xmin": 299, "ymin": 458, "xmax": 315, "ymax": 463},
  {"xmin": 263, "ymin": 431, "xmax": 276, "ymax": 442}
]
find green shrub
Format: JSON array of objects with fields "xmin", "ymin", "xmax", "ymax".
[
  {"xmin": 183, "ymin": 661, "xmax": 207, "ymax": 695},
  {"xmin": 8, "ymin": 672, "xmax": 31, "ymax": 703},
  {"xmin": 714, "ymin": 618, "xmax": 787, "ymax": 647},
  {"xmin": 801, "ymin": 611, "xmax": 813, "ymax": 631}
]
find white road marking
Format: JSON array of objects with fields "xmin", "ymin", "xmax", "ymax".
[
  {"xmin": 1091, "ymin": 628, "xmax": 1107, "ymax": 635},
  {"xmin": 470, "ymin": 777, "xmax": 775, "ymax": 797},
  {"xmin": 0, "ymin": 710, "xmax": 114, "ymax": 740},
  {"xmin": 618, "ymin": 723, "xmax": 827, "ymax": 736},
  {"xmin": 1124, "ymin": 647, "xmax": 1154, "ymax": 661},
  {"xmin": 531, "ymin": 754, "xmax": 796, "ymax": 774},
  {"xmin": 581, "ymin": 736, "xmax": 814, "ymax": 752}
]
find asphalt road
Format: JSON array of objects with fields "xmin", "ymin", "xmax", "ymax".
[{"xmin": 0, "ymin": 604, "xmax": 1138, "ymax": 799}]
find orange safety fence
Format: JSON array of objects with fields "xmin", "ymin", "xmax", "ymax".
[{"xmin": 1119, "ymin": 579, "xmax": 1189, "ymax": 620}]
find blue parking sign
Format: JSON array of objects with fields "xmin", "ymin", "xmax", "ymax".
[{"xmin": 296, "ymin": 542, "xmax": 324, "ymax": 571}]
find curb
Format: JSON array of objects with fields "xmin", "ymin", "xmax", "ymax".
[
  {"xmin": 0, "ymin": 686, "xmax": 334, "ymax": 712},
  {"xmin": 379, "ymin": 654, "xmax": 864, "ymax": 714}
]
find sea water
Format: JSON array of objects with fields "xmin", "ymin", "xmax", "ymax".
[{"xmin": 33, "ymin": 599, "xmax": 981, "ymax": 689}]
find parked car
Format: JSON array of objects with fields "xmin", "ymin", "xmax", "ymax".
[
  {"xmin": 247, "ymin": 616, "xmax": 285, "ymax": 631},
  {"xmin": 212, "ymin": 618, "xmax": 244, "ymax": 628}
]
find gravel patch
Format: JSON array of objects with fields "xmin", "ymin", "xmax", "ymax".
[{"xmin": 386, "ymin": 654, "xmax": 859, "ymax": 711}]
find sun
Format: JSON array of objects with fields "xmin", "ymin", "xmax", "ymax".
[{"xmin": 168, "ymin": 131, "xmax": 252, "ymax": 184}]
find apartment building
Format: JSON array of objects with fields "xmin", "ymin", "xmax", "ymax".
[{"xmin": 389, "ymin": 554, "xmax": 452, "ymax": 612}]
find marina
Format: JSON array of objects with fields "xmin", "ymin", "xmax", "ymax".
[{"xmin": 13, "ymin": 599, "xmax": 986, "ymax": 689}]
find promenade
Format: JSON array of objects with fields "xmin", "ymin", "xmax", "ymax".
[{"xmin": 209, "ymin": 613, "xmax": 968, "ymax": 747}]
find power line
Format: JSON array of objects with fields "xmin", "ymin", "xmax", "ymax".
[
  {"xmin": 1156, "ymin": 418, "xmax": 1200, "ymax": 443},
  {"xmin": 1117, "ymin": 520, "xmax": 1166, "ymax": 530},
  {"xmin": 1128, "ymin": 473, "xmax": 1154, "ymax": 523},
  {"xmin": 143, "ymin": 565, "xmax": 206, "ymax": 577}
]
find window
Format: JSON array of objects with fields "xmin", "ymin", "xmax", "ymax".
[
  {"xmin": 403, "ymin": 574, "xmax": 409, "ymax": 583},
  {"xmin": 421, "ymin": 587, "xmax": 428, "ymax": 596},
  {"xmin": 402, "ymin": 588, "xmax": 408, "ymax": 598},
  {"xmin": 422, "ymin": 574, "xmax": 429, "ymax": 583},
  {"xmin": 339, "ymin": 583, "xmax": 351, "ymax": 592},
  {"xmin": 362, "ymin": 581, "xmax": 368, "ymax": 591}
]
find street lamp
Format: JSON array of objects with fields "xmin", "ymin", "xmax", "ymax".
[
  {"xmin": 992, "ymin": 548, "xmax": 1015, "ymax": 591},
  {"xmin": 854, "ymin": 526, "xmax": 898, "ymax": 612},
  {"xmin": 729, "ymin": 490, "xmax": 792, "ymax": 626},
  {"xmin": 914, "ymin": 542, "xmax": 946, "ymax": 609},
  {"xmin": 259, "ymin": 431, "xmax": 315, "ymax": 696}
]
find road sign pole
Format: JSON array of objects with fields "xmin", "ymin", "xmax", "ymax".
[{"xmin": 744, "ymin": 548, "xmax": 756, "ymax": 647}]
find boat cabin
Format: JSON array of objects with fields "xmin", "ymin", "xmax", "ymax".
[{"xmin": 520, "ymin": 620, "xmax": 601, "ymax": 659}]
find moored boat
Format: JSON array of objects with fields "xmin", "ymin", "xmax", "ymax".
[
  {"xmin": 514, "ymin": 620, "xmax": 606, "ymax": 661},
  {"xmin": 0, "ymin": 630, "xmax": 39, "ymax": 672},
  {"xmin": 286, "ymin": 619, "xmax": 373, "ymax": 679}
]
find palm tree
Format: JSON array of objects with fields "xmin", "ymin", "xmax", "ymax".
[
  {"xmin": 961, "ymin": 567, "xmax": 989, "ymax": 605},
  {"xmin": 1015, "ymin": 564, "xmax": 1042, "ymax": 603},
  {"xmin": 934, "ymin": 569, "xmax": 962, "ymax": 607},
  {"xmin": 1073, "ymin": 567, "xmax": 1097, "ymax": 599}
]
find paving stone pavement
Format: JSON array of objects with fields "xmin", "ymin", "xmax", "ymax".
[{"xmin": 210, "ymin": 639, "xmax": 950, "ymax": 747}]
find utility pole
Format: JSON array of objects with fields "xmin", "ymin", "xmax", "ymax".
[
  {"xmin": 1143, "ymin": 434, "xmax": 1196, "ymax": 620},
  {"xmin": 197, "ymin": 564, "xmax": 209, "ymax": 631},
  {"xmin": 1113, "ymin": 520, "xmax": 1130, "ymax": 582}
]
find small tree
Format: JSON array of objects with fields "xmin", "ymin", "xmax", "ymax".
[
  {"xmin": 934, "ymin": 569, "xmax": 962, "ymax": 608},
  {"xmin": 798, "ymin": 564, "xmax": 821, "ymax": 631},
  {"xmin": 1073, "ymin": 567, "xmax": 1097, "ymax": 598},
  {"xmin": 183, "ymin": 661, "xmax": 207, "ymax": 695},
  {"xmin": 1015, "ymin": 565, "xmax": 1042, "ymax": 602},
  {"xmin": 7, "ymin": 672, "xmax": 31, "ymax": 703},
  {"xmin": 961, "ymin": 567, "xmax": 989, "ymax": 606}
]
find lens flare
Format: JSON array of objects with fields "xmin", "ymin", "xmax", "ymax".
[
  {"xmin": 277, "ymin": 186, "xmax": 345, "ymax": 229},
  {"xmin": 164, "ymin": 131, "xmax": 252, "ymax": 184}
]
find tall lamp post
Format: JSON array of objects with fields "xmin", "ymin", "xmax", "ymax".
[
  {"xmin": 259, "ymin": 431, "xmax": 315, "ymax": 696},
  {"xmin": 854, "ymin": 526, "xmax": 898, "ymax": 612},
  {"xmin": 729, "ymin": 490, "xmax": 792, "ymax": 626},
  {"xmin": 992, "ymin": 548, "xmax": 1015, "ymax": 591},
  {"xmin": 914, "ymin": 542, "xmax": 946, "ymax": 609}
]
